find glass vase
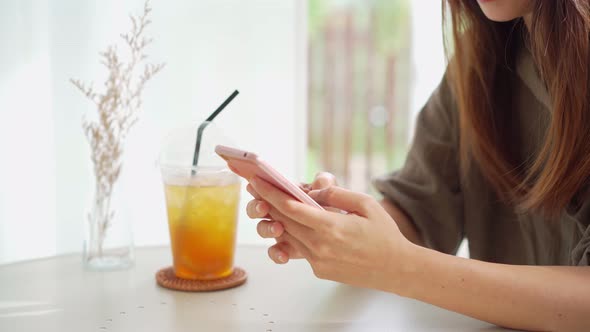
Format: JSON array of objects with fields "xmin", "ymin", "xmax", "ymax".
[{"xmin": 83, "ymin": 166, "xmax": 134, "ymax": 270}]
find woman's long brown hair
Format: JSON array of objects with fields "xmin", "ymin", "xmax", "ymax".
[{"xmin": 443, "ymin": 0, "xmax": 590, "ymax": 215}]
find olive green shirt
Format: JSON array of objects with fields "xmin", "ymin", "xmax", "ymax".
[{"xmin": 373, "ymin": 46, "xmax": 590, "ymax": 266}]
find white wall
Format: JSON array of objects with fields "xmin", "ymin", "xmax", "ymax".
[
  {"xmin": 0, "ymin": 0, "xmax": 56, "ymax": 263},
  {"xmin": 0, "ymin": 0, "xmax": 307, "ymax": 263}
]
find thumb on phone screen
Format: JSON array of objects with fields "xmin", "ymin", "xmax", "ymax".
[
  {"xmin": 299, "ymin": 172, "xmax": 337, "ymax": 193},
  {"xmin": 312, "ymin": 172, "xmax": 338, "ymax": 190}
]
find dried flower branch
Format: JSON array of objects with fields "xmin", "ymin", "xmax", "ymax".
[{"xmin": 71, "ymin": 0, "xmax": 164, "ymax": 258}]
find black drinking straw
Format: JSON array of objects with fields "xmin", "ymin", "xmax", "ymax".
[{"xmin": 191, "ymin": 90, "xmax": 239, "ymax": 175}]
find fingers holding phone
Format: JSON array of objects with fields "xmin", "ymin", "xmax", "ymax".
[
  {"xmin": 242, "ymin": 167, "xmax": 339, "ymax": 263},
  {"xmin": 246, "ymin": 182, "xmax": 312, "ymax": 262},
  {"xmin": 247, "ymin": 171, "xmax": 340, "ymax": 227}
]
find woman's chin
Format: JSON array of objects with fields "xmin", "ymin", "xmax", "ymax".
[{"xmin": 477, "ymin": 0, "xmax": 531, "ymax": 22}]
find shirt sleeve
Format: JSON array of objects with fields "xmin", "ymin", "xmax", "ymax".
[
  {"xmin": 372, "ymin": 75, "xmax": 464, "ymax": 254},
  {"xmin": 570, "ymin": 202, "xmax": 590, "ymax": 266},
  {"xmin": 571, "ymin": 228, "xmax": 590, "ymax": 266}
]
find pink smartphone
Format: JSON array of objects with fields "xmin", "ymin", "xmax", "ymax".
[{"xmin": 215, "ymin": 145, "xmax": 324, "ymax": 210}]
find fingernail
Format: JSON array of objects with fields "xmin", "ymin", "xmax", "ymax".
[
  {"xmin": 255, "ymin": 202, "xmax": 264, "ymax": 214},
  {"xmin": 277, "ymin": 254, "xmax": 285, "ymax": 263},
  {"xmin": 269, "ymin": 224, "xmax": 276, "ymax": 234}
]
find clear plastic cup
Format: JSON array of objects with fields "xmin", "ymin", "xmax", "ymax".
[{"xmin": 159, "ymin": 125, "xmax": 240, "ymax": 280}]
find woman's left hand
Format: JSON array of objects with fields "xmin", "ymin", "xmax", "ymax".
[{"xmin": 248, "ymin": 176, "xmax": 414, "ymax": 292}]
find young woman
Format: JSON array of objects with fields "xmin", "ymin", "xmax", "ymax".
[{"xmin": 245, "ymin": 1, "xmax": 590, "ymax": 330}]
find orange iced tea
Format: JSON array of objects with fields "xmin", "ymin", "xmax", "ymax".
[{"xmin": 164, "ymin": 175, "xmax": 240, "ymax": 280}]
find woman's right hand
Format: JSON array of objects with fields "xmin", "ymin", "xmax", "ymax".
[{"xmin": 246, "ymin": 172, "xmax": 337, "ymax": 263}]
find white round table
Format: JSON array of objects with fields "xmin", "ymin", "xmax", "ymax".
[{"xmin": 0, "ymin": 246, "xmax": 510, "ymax": 331}]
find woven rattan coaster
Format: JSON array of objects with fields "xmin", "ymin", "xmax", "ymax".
[{"xmin": 155, "ymin": 266, "xmax": 247, "ymax": 292}]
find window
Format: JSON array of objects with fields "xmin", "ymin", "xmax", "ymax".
[{"xmin": 307, "ymin": 0, "xmax": 446, "ymax": 195}]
